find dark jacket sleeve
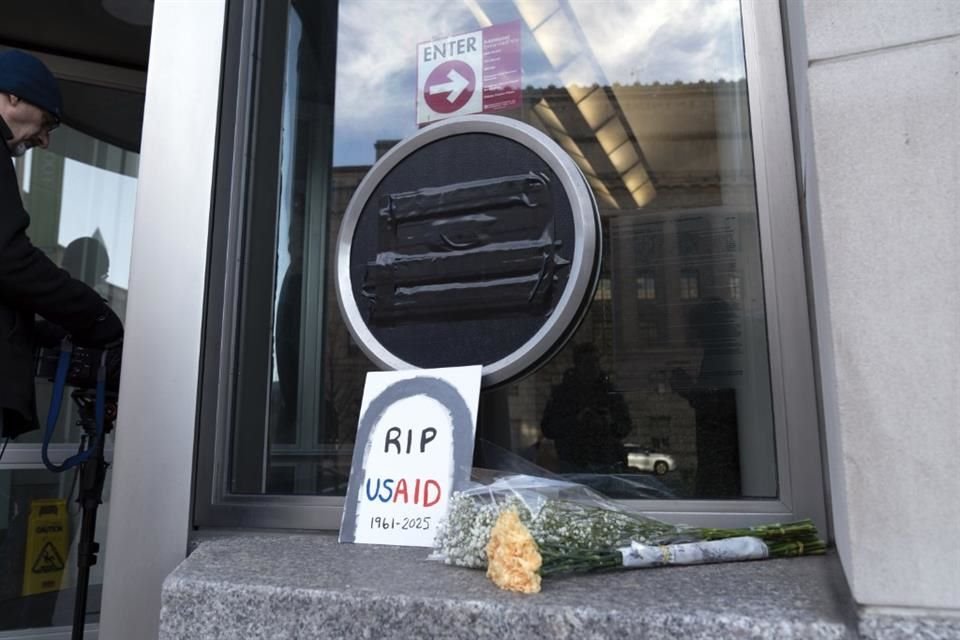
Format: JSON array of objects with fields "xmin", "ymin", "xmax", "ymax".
[{"xmin": 0, "ymin": 160, "xmax": 122, "ymax": 346}]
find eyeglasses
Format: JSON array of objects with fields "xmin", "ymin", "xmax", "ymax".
[
  {"xmin": 11, "ymin": 95, "xmax": 61, "ymax": 133},
  {"xmin": 41, "ymin": 112, "xmax": 60, "ymax": 133}
]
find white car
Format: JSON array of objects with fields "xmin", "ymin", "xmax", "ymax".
[{"xmin": 625, "ymin": 445, "xmax": 676, "ymax": 476}]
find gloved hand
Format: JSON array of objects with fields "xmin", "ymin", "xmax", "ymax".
[{"xmin": 71, "ymin": 303, "xmax": 123, "ymax": 348}]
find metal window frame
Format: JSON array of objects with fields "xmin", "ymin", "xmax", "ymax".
[
  {"xmin": 95, "ymin": 1, "xmax": 228, "ymax": 638},
  {"xmin": 194, "ymin": 0, "xmax": 828, "ymax": 534}
]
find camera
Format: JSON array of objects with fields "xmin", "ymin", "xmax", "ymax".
[{"xmin": 34, "ymin": 343, "xmax": 122, "ymax": 392}]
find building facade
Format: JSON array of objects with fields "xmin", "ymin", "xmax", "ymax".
[{"xmin": 0, "ymin": 1, "xmax": 957, "ymax": 638}]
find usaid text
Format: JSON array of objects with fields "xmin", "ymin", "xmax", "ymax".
[{"xmin": 364, "ymin": 427, "xmax": 442, "ymax": 507}]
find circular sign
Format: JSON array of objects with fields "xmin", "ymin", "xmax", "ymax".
[
  {"xmin": 424, "ymin": 60, "xmax": 475, "ymax": 114},
  {"xmin": 336, "ymin": 115, "xmax": 601, "ymax": 387}
]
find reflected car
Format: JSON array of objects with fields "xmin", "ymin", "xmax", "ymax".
[{"xmin": 625, "ymin": 445, "xmax": 676, "ymax": 476}]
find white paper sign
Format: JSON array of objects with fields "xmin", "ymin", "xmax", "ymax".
[
  {"xmin": 338, "ymin": 365, "xmax": 481, "ymax": 547},
  {"xmin": 416, "ymin": 22, "xmax": 523, "ymax": 126}
]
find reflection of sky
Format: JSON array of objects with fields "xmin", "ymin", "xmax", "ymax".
[
  {"xmin": 333, "ymin": 2, "xmax": 474, "ymax": 165},
  {"xmin": 332, "ymin": 0, "xmax": 744, "ymax": 167},
  {"xmin": 568, "ymin": 0, "xmax": 744, "ymax": 84},
  {"xmin": 276, "ymin": 10, "xmax": 302, "ymax": 293},
  {"xmin": 57, "ymin": 160, "xmax": 136, "ymax": 288}
]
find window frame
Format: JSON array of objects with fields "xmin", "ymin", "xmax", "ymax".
[
  {"xmin": 679, "ymin": 269, "xmax": 700, "ymax": 300},
  {"xmin": 194, "ymin": 0, "xmax": 828, "ymax": 534},
  {"xmin": 635, "ymin": 271, "xmax": 656, "ymax": 301}
]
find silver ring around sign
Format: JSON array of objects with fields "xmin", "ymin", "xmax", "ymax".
[{"xmin": 335, "ymin": 114, "xmax": 600, "ymax": 388}]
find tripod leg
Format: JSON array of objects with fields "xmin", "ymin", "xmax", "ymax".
[{"xmin": 71, "ymin": 436, "xmax": 108, "ymax": 640}]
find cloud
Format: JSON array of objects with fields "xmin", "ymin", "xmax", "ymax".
[
  {"xmin": 569, "ymin": 0, "xmax": 745, "ymax": 84},
  {"xmin": 333, "ymin": 2, "xmax": 477, "ymax": 152},
  {"xmin": 331, "ymin": 0, "xmax": 746, "ymax": 165}
]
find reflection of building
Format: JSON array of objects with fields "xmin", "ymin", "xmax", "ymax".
[
  {"xmin": 324, "ymin": 164, "xmax": 374, "ymax": 445},
  {"xmin": 522, "ymin": 81, "xmax": 764, "ymax": 496},
  {"xmin": 314, "ymin": 80, "xmax": 765, "ymax": 497},
  {"xmin": 16, "ymin": 135, "xmax": 136, "ymax": 324}
]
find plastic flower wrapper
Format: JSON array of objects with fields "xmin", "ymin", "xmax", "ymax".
[{"xmin": 431, "ymin": 475, "xmax": 825, "ymax": 594}]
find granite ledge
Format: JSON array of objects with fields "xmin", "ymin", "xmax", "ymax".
[
  {"xmin": 161, "ymin": 533, "xmax": 863, "ymax": 640},
  {"xmin": 858, "ymin": 611, "xmax": 960, "ymax": 640}
]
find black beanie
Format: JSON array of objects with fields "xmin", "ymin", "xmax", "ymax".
[{"xmin": 0, "ymin": 50, "xmax": 62, "ymax": 122}]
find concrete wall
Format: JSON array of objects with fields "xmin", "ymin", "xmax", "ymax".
[{"xmin": 790, "ymin": 0, "xmax": 960, "ymax": 612}]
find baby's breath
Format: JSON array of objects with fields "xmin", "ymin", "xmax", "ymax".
[
  {"xmin": 432, "ymin": 477, "xmax": 825, "ymax": 583},
  {"xmin": 432, "ymin": 489, "xmax": 677, "ymax": 569}
]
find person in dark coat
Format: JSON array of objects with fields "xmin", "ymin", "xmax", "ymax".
[
  {"xmin": 0, "ymin": 50, "xmax": 123, "ymax": 440},
  {"xmin": 540, "ymin": 343, "xmax": 633, "ymax": 473}
]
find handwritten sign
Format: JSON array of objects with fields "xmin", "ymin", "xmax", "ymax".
[{"xmin": 339, "ymin": 366, "xmax": 481, "ymax": 546}]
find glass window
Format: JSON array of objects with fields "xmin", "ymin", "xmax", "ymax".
[
  {"xmin": 14, "ymin": 130, "xmax": 136, "ymax": 446},
  {"xmin": 679, "ymin": 269, "xmax": 700, "ymax": 300},
  {"xmin": 729, "ymin": 273, "xmax": 742, "ymax": 301},
  {"xmin": 206, "ymin": 0, "xmax": 814, "ymax": 528},
  {"xmin": 1, "ymin": 127, "xmax": 137, "ymax": 634},
  {"xmin": 636, "ymin": 273, "xmax": 656, "ymax": 301}
]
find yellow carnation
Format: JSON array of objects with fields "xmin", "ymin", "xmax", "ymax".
[{"xmin": 485, "ymin": 507, "xmax": 542, "ymax": 594}]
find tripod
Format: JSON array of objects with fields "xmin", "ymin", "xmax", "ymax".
[{"xmin": 69, "ymin": 389, "xmax": 117, "ymax": 640}]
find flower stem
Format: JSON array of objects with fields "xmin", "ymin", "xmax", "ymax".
[{"xmin": 690, "ymin": 519, "xmax": 825, "ymax": 558}]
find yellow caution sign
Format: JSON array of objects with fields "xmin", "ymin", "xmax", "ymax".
[{"xmin": 22, "ymin": 498, "xmax": 68, "ymax": 596}]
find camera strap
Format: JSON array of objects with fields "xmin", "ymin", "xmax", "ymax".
[{"xmin": 41, "ymin": 338, "xmax": 108, "ymax": 473}]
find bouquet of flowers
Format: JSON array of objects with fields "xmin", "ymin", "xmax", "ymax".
[{"xmin": 431, "ymin": 475, "xmax": 824, "ymax": 594}]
